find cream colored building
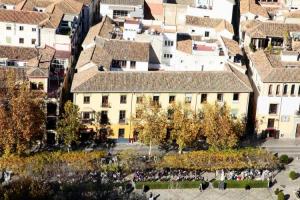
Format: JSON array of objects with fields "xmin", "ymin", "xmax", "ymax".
[
  {"xmin": 71, "ymin": 67, "xmax": 252, "ymax": 141},
  {"xmin": 248, "ymin": 50, "xmax": 300, "ymax": 139}
]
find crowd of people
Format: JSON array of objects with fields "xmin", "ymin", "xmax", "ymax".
[{"xmin": 134, "ymin": 169, "xmax": 204, "ymax": 182}]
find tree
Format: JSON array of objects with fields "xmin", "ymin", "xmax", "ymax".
[
  {"xmin": 169, "ymin": 102, "xmax": 202, "ymax": 154},
  {"xmin": 132, "ymin": 97, "xmax": 168, "ymax": 156},
  {"xmin": 11, "ymin": 85, "xmax": 45, "ymax": 154},
  {"xmin": 0, "ymin": 70, "xmax": 45, "ymax": 155},
  {"xmin": 57, "ymin": 101, "xmax": 81, "ymax": 151},
  {"xmin": 201, "ymin": 103, "xmax": 245, "ymax": 150}
]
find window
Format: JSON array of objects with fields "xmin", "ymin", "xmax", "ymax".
[
  {"xmin": 32, "ymin": 28, "xmax": 36, "ymax": 32},
  {"xmin": 102, "ymin": 95, "xmax": 109, "ymax": 107},
  {"xmin": 19, "ymin": 26, "xmax": 24, "ymax": 31},
  {"xmin": 205, "ymin": 31, "xmax": 209, "ymax": 37},
  {"xmin": 298, "ymin": 86, "xmax": 300, "ymax": 96},
  {"xmin": 83, "ymin": 112, "xmax": 90, "ymax": 119},
  {"xmin": 120, "ymin": 95, "xmax": 127, "ymax": 104},
  {"xmin": 83, "ymin": 96, "xmax": 90, "ymax": 104},
  {"xmin": 267, "ymin": 119, "xmax": 275, "ymax": 128},
  {"xmin": 185, "ymin": 94, "xmax": 192, "ymax": 104},
  {"xmin": 6, "ymin": 25, "xmax": 11, "ymax": 30},
  {"xmin": 283, "ymin": 84, "xmax": 288, "ymax": 95},
  {"xmin": 6, "ymin": 37, "xmax": 11, "ymax": 44},
  {"xmin": 136, "ymin": 109, "xmax": 142, "ymax": 118},
  {"xmin": 118, "ymin": 128, "xmax": 125, "ymax": 138},
  {"xmin": 167, "ymin": 109, "xmax": 174, "ymax": 120},
  {"xmin": 100, "ymin": 111, "xmax": 108, "ymax": 124},
  {"xmin": 276, "ymin": 85, "xmax": 280, "ymax": 95},
  {"xmin": 217, "ymin": 93, "xmax": 223, "ymax": 102},
  {"xmin": 119, "ymin": 110, "xmax": 126, "ymax": 123},
  {"xmin": 120, "ymin": 60, "xmax": 127, "ymax": 68},
  {"xmin": 153, "ymin": 95, "xmax": 159, "ymax": 103},
  {"xmin": 169, "ymin": 95, "xmax": 175, "ymax": 103},
  {"xmin": 291, "ymin": 84, "xmax": 295, "ymax": 95},
  {"xmin": 163, "ymin": 54, "xmax": 173, "ymax": 59},
  {"xmin": 113, "ymin": 10, "xmax": 128, "ymax": 18},
  {"xmin": 201, "ymin": 94, "xmax": 207, "ymax": 103},
  {"xmin": 136, "ymin": 96, "xmax": 143, "ymax": 104},
  {"xmin": 233, "ymin": 93, "xmax": 239, "ymax": 101},
  {"xmin": 19, "ymin": 38, "xmax": 24, "ymax": 44},
  {"xmin": 164, "ymin": 40, "xmax": 174, "ymax": 46},
  {"xmin": 130, "ymin": 61, "xmax": 136, "ymax": 69},
  {"xmin": 269, "ymin": 104, "xmax": 278, "ymax": 114},
  {"xmin": 31, "ymin": 39, "xmax": 36, "ymax": 45},
  {"xmin": 231, "ymin": 109, "xmax": 238, "ymax": 119},
  {"xmin": 268, "ymin": 85, "xmax": 273, "ymax": 95}
]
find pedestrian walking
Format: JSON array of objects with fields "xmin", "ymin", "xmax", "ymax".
[{"xmin": 199, "ymin": 182, "xmax": 203, "ymax": 192}]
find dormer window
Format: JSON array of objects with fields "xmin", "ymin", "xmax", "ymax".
[
  {"xmin": 283, "ymin": 84, "xmax": 288, "ymax": 95},
  {"xmin": 268, "ymin": 84, "xmax": 273, "ymax": 95},
  {"xmin": 276, "ymin": 85, "xmax": 280, "ymax": 95}
]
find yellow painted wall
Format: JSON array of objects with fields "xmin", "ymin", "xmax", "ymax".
[{"xmin": 74, "ymin": 92, "xmax": 250, "ymax": 139}]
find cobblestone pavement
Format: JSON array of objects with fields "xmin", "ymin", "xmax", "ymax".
[{"xmin": 270, "ymin": 159, "xmax": 300, "ymax": 200}]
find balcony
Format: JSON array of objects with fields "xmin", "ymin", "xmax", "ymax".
[
  {"xmin": 119, "ymin": 118, "xmax": 126, "ymax": 124},
  {"xmin": 101, "ymin": 102, "xmax": 110, "ymax": 108},
  {"xmin": 81, "ymin": 118, "xmax": 94, "ymax": 124}
]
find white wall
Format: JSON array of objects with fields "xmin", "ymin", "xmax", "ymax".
[
  {"xmin": 0, "ymin": 22, "xmax": 40, "ymax": 47},
  {"xmin": 111, "ymin": 61, "xmax": 148, "ymax": 71},
  {"xmin": 187, "ymin": 0, "xmax": 234, "ymax": 23}
]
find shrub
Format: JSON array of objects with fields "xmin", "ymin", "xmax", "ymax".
[
  {"xmin": 135, "ymin": 181, "xmax": 207, "ymax": 189},
  {"xmin": 212, "ymin": 180, "xmax": 268, "ymax": 188},
  {"xmin": 277, "ymin": 191, "xmax": 284, "ymax": 200},
  {"xmin": 279, "ymin": 154, "xmax": 290, "ymax": 164},
  {"xmin": 158, "ymin": 148, "xmax": 279, "ymax": 171},
  {"xmin": 289, "ymin": 171, "xmax": 298, "ymax": 180},
  {"xmin": 274, "ymin": 188, "xmax": 281, "ymax": 195},
  {"xmin": 0, "ymin": 151, "xmax": 106, "ymax": 178}
]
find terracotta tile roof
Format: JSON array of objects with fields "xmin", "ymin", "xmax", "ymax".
[
  {"xmin": 71, "ymin": 70, "xmax": 253, "ymax": 93},
  {"xmin": 240, "ymin": 0, "xmax": 269, "ymax": 18},
  {"xmin": 21, "ymin": 0, "xmax": 83, "ymax": 14},
  {"xmin": 0, "ymin": 46, "xmax": 38, "ymax": 60},
  {"xmin": 0, "ymin": 9, "xmax": 49, "ymax": 24},
  {"xmin": 77, "ymin": 39, "xmax": 150, "ymax": 70},
  {"xmin": 177, "ymin": 34, "xmax": 192, "ymax": 54},
  {"xmin": 0, "ymin": 0, "xmax": 24, "ymax": 5},
  {"xmin": 249, "ymin": 50, "xmax": 300, "ymax": 82},
  {"xmin": 244, "ymin": 21, "xmax": 300, "ymax": 38},
  {"xmin": 101, "ymin": 0, "xmax": 144, "ymax": 6},
  {"xmin": 221, "ymin": 37, "xmax": 242, "ymax": 55},
  {"xmin": 186, "ymin": 15, "xmax": 234, "ymax": 34},
  {"xmin": 82, "ymin": 16, "xmax": 116, "ymax": 47},
  {"xmin": 0, "ymin": 45, "xmax": 55, "ymax": 76}
]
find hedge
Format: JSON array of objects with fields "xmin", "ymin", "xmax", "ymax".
[
  {"xmin": 135, "ymin": 181, "xmax": 207, "ymax": 189},
  {"xmin": 158, "ymin": 148, "xmax": 279, "ymax": 171},
  {"xmin": 0, "ymin": 151, "xmax": 107, "ymax": 177},
  {"xmin": 212, "ymin": 180, "xmax": 269, "ymax": 189}
]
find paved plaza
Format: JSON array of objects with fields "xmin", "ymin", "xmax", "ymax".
[
  {"xmin": 137, "ymin": 159, "xmax": 300, "ymax": 200},
  {"xmin": 144, "ymin": 188, "xmax": 275, "ymax": 200}
]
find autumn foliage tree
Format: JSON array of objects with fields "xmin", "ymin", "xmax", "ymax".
[
  {"xmin": 0, "ymin": 70, "xmax": 46, "ymax": 155},
  {"xmin": 201, "ymin": 103, "xmax": 245, "ymax": 150},
  {"xmin": 169, "ymin": 102, "xmax": 202, "ymax": 154},
  {"xmin": 132, "ymin": 97, "xmax": 168, "ymax": 156}
]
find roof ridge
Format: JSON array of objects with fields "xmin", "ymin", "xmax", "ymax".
[{"xmin": 229, "ymin": 66, "xmax": 252, "ymax": 91}]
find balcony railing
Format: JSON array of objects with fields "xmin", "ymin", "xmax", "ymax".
[{"xmin": 101, "ymin": 102, "xmax": 110, "ymax": 108}]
